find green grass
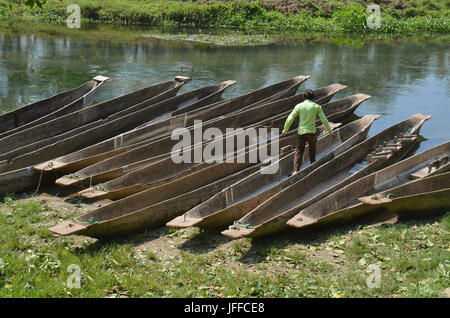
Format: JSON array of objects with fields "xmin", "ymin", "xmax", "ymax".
[{"xmin": 0, "ymin": 194, "xmax": 448, "ymax": 297}]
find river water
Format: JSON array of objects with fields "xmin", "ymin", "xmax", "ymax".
[{"xmin": 0, "ymin": 33, "xmax": 448, "ymax": 153}]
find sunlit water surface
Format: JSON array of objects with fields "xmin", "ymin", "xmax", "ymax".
[{"xmin": 0, "ymin": 34, "xmax": 448, "ymax": 154}]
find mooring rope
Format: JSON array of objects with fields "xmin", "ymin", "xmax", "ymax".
[
  {"xmin": 34, "ymin": 169, "xmax": 44, "ymax": 196},
  {"xmin": 34, "ymin": 161, "xmax": 54, "ymax": 196}
]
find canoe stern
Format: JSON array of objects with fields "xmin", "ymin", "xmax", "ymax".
[
  {"xmin": 49, "ymin": 221, "xmax": 88, "ymax": 236},
  {"xmin": 221, "ymin": 227, "xmax": 254, "ymax": 240},
  {"xmin": 166, "ymin": 215, "xmax": 202, "ymax": 228},
  {"xmin": 286, "ymin": 214, "xmax": 318, "ymax": 228},
  {"xmin": 55, "ymin": 175, "xmax": 85, "ymax": 187},
  {"xmin": 78, "ymin": 187, "xmax": 108, "ymax": 199}
]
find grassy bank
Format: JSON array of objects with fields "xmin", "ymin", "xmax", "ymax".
[
  {"xmin": 0, "ymin": 193, "xmax": 449, "ymax": 297},
  {"xmin": 0, "ymin": 0, "xmax": 448, "ymax": 37}
]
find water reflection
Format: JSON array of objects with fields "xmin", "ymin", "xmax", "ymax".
[{"xmin": 0, "ymin": 34, "xmax": 448, "ymax": 152}]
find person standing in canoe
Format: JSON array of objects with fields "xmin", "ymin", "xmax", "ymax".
[{"xmin": 281, "ymin": 89, "xmax": 335, "ymax": 175}]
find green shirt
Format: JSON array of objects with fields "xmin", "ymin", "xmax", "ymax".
[{"xmin": 282, "ymin": 99, "xmax": 333, "ymax": 136}]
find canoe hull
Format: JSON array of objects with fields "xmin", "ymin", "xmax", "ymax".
[
  {"xmin": 0, "ymin": 77, "xmax": 105, "ymax": 136},
  {"xmin": 0, "ymin": 167, "xmax": 56, "ymax": 195}
]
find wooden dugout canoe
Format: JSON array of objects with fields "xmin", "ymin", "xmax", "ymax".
[
  {"xmin": 221, "ymin": 113, "xmax": 431, "ymax": 240},
  {"xmin": 35, "ymin": 75, "xmax": 312, "ymax": 174},
  {"xmin": 0, "ymin": 78, "xmax": 185, "ymax": 157},
  {"xmin": 0, "ymin": 76, "xmax": 107, "ymax": 136},
  {"xmin": 55, "ymin": 89, "xmax": 361, "ymax": 188},
  {"xmin": 0, "ymin": 80, "xmax": 237, "ymax": 175},
  {"xmin": 167, "ymin": 114, "xmax": 380, "ymax": 229},
  {"xmin": 286, "ymin": 141, "xmax": 450, "ymax": 229},
  {"xmin": 356, "ymin": 171, "xmax": 450, "ymax": 219}
]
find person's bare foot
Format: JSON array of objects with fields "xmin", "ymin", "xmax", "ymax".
[{"xmin": 292, "ymin": 170, "xmax": 298, "ymax": 176}]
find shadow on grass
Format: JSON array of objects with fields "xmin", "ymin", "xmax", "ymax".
[
  {"xmin": 71, "ymin": 226, "xmax": 171, "ymax": 255},
  {"xmin": 68, "ymin": 212, "xmax": 448, "ymax": 259},
  {"xmin": 178, "ymin": 228, "xmax": 230, "ymax": 254},
  {"xmin": 236, "ymin": 212, "xmax": 448, "ymax": 265},
  {"xmin": 237, "ymin": 226, "xmax": 350, "ymax": 265}
]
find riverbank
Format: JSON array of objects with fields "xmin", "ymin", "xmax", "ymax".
[
  {"xmin": 1, "ymin": 18, "xmax": 449, "ymax": 49},
  {"xmin": 0, "ymin": 0, "xmax": 448, "ymax": 43}
]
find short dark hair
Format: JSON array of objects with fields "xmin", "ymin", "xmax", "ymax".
[{"xmin": 303, "ymin": 89, "xmax": 315, "ymax": 100}]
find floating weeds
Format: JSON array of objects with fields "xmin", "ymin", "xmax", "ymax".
[{"xmin": 145, "ymin": 33, "xmax": 274, "ymax": 47}]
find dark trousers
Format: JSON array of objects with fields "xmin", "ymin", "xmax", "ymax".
[{"xmin": 294, "ymin": 133, "xmax": 317, "ymax": 172}]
